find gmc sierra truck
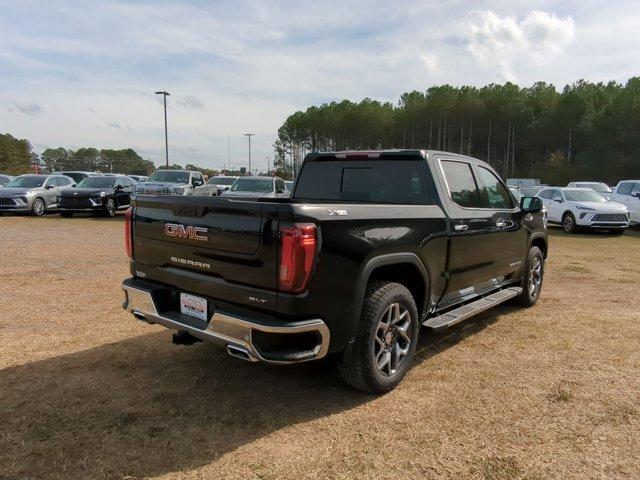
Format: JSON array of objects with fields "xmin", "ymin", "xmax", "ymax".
[{"xmin": 122, "ymin": 150, "xmax": 547, "ymax": 393}]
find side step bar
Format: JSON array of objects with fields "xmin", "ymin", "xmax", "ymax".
[{"xmin": 423, "ymin": 287, "xmax": 522, "ymax": 331}]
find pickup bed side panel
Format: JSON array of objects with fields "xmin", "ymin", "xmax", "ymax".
[{"xmin": 276, "ymin": 204, "xmax": 447, "ymax": 351}]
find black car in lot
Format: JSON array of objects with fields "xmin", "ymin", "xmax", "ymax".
[
  {"xmin": 122, "ymin": 149, "xmax": 548, "ymax": 393},
  {"xmin": 58, "ymin": 175, "xmax": 135, "ymax": 217}
]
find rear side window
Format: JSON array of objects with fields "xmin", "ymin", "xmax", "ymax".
[
  {"xmin": 477, "ymin": 167, "xmax": 513, "ymax": 209},
  {"xmin": 538, "ymin": 189, "xmax": 552, "ymax": 199},
  {"xmin": 294, "ymin": 160, "xmax": 434, "ymax": 204},
  {"xmin": 441, "ymin": 160, "xmax": 482, "ymax": 208}
]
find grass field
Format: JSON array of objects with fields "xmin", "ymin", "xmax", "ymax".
[{"xmin": 1, "ymin": 215, "xmax": 639, "ymax": 480}]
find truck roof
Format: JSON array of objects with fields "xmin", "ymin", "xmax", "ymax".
[{"xmin": 304, "ymin": 149, "xmax": 486, "ymax": 165}]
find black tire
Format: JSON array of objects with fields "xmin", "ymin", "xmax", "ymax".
[
  {"xmin": 60, "ymin": 212, "xmax": 74, "ymax": 218},
  {"xmin": 31, "ymin": 198, "xmax": 45, "ymax": 216},
  {"xmin": 514, "ymin": 246, "xmax": 544, "ymax": 307},
  {"xmin": 103, "ymin": 199, "xmax": 116, "ymax": 217},
  {"xmin": 562, "ymin": 212, "xmax": 577, "ymax": 233},
  {"xmin": 608, "ymin": 228, "xmax": 625, "ymax": 235},
  {"xmin": 337, "ymin": 281, "xmax": 419, "ymax": 394}
]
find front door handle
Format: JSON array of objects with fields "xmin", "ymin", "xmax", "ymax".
[
  {"xmin": 454, "ymin": 224, "xmax": 468, "ymax": 232},
  {"xmin": 496, "ymin": 219, "xmax": 507, "ymax": 228}
]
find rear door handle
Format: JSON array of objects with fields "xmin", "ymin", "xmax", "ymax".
[{"xmin": 454, "ymin": 224, "xmax": 468, "ymax": 232}]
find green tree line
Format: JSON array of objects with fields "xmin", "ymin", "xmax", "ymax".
[
  {"xmin": 274, "ymin": 79, "xmax": 640, "ymax": 184},
  {"xmin": 40, "ymin": 147, "xmax": 154, "ymax": 175},
  {"xmin": 0, "ymin": 133, "xmax": 37, "ymax": 175}
]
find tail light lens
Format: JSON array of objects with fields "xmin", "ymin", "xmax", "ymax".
[
  {"xmin": 124, "ymin": 207, "xmax": 133, "ymax": 259},
  {"xmin": 278, "ymin": 223, "xmax": 317, "ymax": 293}
]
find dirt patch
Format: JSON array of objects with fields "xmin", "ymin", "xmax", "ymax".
[{"xmin": 1, "ymin": 218, "xmax": 639, "ymax": 479}]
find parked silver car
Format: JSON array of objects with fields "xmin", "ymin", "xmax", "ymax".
[
  {"xmin": 188, "ymin": 175, "xmax": 238, "ymax": 196},
  {"xmin": 134, "ymin": 170, "xmax": 204, "ymax": 195},
  {"xmin": 0, "ymin": 174, "xmax": 75, "ymax": 216},
  {"xmin": 220, "ymin": 176, "xmax": 288, "ymax": 198}
]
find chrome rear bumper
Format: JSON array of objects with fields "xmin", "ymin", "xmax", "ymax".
[{"xmin": 121, "ymin": 279, "xmax": 330, "ymax": 364}]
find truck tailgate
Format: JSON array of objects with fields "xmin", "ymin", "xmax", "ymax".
[{"xmin": 131, "ymin": 196, "xmax": 279, "ymax": 307}]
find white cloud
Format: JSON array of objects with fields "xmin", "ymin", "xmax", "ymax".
[
  {"xmin": 466, "ymin": 10, "xmax": 575, "ymax": 81},
  {"xmin": 420, "ymin": 53, "xmax": 439, "ymax": 74}
]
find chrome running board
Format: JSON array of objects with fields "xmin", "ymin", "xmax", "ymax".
[{"xmin": 423, "ymin": 287, "xmax": 522, "ymax": 331}]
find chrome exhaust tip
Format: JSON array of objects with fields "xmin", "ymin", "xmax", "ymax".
[{"xmin": 227, "ymin": 345, "xmax": 253, "ymax": 362}]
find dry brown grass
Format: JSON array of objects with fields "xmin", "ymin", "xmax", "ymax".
[{"xmin": 1, "ymin": 215, "xmax": 639, "ymax": 480}]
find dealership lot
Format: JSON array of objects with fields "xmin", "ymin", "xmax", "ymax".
[{"xmin": 1, "ymin": 216, "xmax": 639, "ymax": 479}]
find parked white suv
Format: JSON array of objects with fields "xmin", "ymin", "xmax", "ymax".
[
  {"xmin": 566, "ymin": 182, "xmax": 613, "ymax": 200},
  {"xmin": 537, "ymin": 187, "xmax": 630, "ymax": 234},
  {"xmin": 610, "ymin": 180, "xmax": 640, "ymax": 226}
]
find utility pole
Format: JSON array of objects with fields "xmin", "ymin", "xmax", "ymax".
[
  {"xmin": 266, "ymin": 156, "xmax": 270, "ymax": 174},
  {"xmin": 244, "ymin": 133, "xmax": 254, "ymax": 174},
  {"xmin": 228, "ymin": 136, "xmax": 231, "ymax": 172},
  {"xmin": 155, "ymin": 91, "xmax": 170, "ymax": 167}
]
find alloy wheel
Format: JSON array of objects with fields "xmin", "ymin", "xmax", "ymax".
[
  {"xmin": 32, "ymin": 199, "xmax": 45, "ymax": 216},
  {"xmin": 529, "ymin": 256, "xmax": 542, "ymax": 297},
  {"xmin": 373, "ymin": 303, "xmax": 412, "ymax": 377}
]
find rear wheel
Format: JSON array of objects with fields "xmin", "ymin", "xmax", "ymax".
[
  {"xmin": 31, "ymin": 198, "xmax": 45, "ymax": 216},
  {"xmin": 562, "ymin": 212, "xmax": 577, "ymax": 233},
  {"xmin": 514, "ymin": 246, "xmax": 544, "ymax": 307},
  {"xmin": 337, "ymin": 281, "xmax": 419, "ymax": 394}
]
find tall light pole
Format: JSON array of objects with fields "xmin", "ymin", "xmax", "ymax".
[
  {"xmin": 244, "ymin": 133, "xmax": 254, "ymax": 174},
  {"xmin": 155, "ymin": 91, "xmax": 170, "ymax": 168}
]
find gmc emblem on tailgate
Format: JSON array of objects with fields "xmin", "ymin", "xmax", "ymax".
[{"xmin": 164, "ymin": 223, "xmax": 208, "ymax": 241}]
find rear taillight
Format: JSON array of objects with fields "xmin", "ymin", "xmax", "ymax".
[
  {"xmin": 124, "ymin": 207, "xmax": 133, "ymax": 259},
  {"xmin": 278, "ymin": 223, "xmax": 317, "ymax": 293}
]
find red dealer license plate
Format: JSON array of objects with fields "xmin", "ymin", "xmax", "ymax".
[{"xmin": 180, "ymin": 293, "xmax": 208, "ymax": 321}]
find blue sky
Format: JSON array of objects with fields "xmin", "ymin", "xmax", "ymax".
[{"xmin": 1, "ymin": 0, "xmax": 638, "ymax": 171}]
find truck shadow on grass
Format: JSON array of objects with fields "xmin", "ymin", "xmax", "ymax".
[{"xmin": 0, "ymin": 309, "xmax": 508, "ymax": 480}]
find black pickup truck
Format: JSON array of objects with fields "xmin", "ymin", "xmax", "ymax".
[{"xmin": 122, "ymin": 150, "xmax": 547, "ymax": 393}]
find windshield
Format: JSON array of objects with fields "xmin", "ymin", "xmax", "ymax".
[
  {"xmin": 77, "ymin": 177, "xmax": 116, "ymax": 188},
  {"xmin": 230, "ymin": 178, "xmax": 273, "ymax": 193},
  {"xmin": 146, "ymin": 171, "xmax": 190, "ymax": 184},
  {"xmin": 208, "ymin": 177, "xmax": 235, "ymax": 185},
  {"xmin": 5, "ymin": 176, "xmax": 46, "ymax": 188},
  {"xmin": 564, "ymin": 190, "xmax": 607, "ymax": 202},
  {"xmin": 574, "ymin": 182, "xmax": 611, "ymax": 193}
]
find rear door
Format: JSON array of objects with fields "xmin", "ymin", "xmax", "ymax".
[
  {"xmin": 436, "ymin": 157, "xmax": 524, "ymax": 299},
  {"xmin": 132, "ymin": 195, "xmax": 279, "ymax": 309}
]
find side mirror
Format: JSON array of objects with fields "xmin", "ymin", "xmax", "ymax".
[
  {"xmin": 276, "ymin": 188, "xmax": 285, "ymax": 194},
  {"xmin": 192, "ymin": 179, "xmax": 202, "ymax": 186},
  {"xmin": 115, "ymin": 185, "xmax": 124, "ymax": 191},
  {"xmin": 520, "ymin": 196, "xmax": 542, "ymax": 213},
  {"xmin": 44, "ymin": 184, "xmax": 53, "ymax": 189},
  {"xmin": 632, "ymin": 192, "xmax": 640, "ymax": 199},
  {"xmin": 553, "ymin": 196, "xmax": 563, "ymax": 203}
]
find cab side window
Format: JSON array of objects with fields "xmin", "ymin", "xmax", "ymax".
[
  {"xmin": 617, "ymin": 183, "xmax": 633, "ymax": 195},
  {"xmin": 477, "ymin": 166, "xmax": 513, "ymax": 209},
  {"xmin": 441, "ymin": 160, "xmax": 483, "ymax": 208}
]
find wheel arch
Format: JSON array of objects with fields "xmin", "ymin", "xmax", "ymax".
[
  {"xmin": 529, "ymin": 234, "xmax": 548, "ymax": 259},
  {"xmin": 354, "ymin": 253, "xmax": 430, "ymax": 322}
]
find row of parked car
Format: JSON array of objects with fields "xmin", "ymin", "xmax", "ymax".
[
  {"xmin": 0, "ymin": 169, "xmax": 293, "ymax": 217},
  {"xmin": 510, "ymin": 180, "xmax": 639, "ymax": 234}
]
